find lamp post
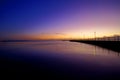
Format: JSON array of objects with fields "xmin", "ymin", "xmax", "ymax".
[{"xmin": 94, "ymin": 32, "xmax": 96, "ymax": 41}]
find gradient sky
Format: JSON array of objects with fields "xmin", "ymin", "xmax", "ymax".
[{"xmin": 1, "ymin": 0, "xmax": 120, "ymax": 40}]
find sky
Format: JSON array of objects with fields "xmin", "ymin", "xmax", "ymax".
[{"xmin": 1, "ymin": 0, "xmax": 120, "ymax": 40}]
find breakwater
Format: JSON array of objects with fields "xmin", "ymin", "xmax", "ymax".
[{"xmin": 70, "ymin": 40, "xmax": 120, "ymax": 53}]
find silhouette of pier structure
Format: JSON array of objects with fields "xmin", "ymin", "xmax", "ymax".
[{"xmin": 70, "ymin": 34, "xmax": 120, "ymax": 53}]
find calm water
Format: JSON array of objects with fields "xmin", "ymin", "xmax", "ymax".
[{"xmin": 0, "ymin": 41, "xmax": 120, "ymax": 79}]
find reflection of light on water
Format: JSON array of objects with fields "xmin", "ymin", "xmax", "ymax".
[
  {"xmin": 92, "ymin": 44, "xmax": 120, "ymax": 57},
  {"xmin": 0, "ymin": 41, "xmax": 119, "ymax": 57},
  {"xmin": 93, "ymin": 46, "xmax": 96, "ymax": 56},
  {"xmin": 116, "ymin": 53, "xmax": 119, "ymax": 56},
  {"xmin": 1, "ymin": 41, "xmax": 120, "ymax": 68}
]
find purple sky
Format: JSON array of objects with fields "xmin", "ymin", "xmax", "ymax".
[{"xmin": 1, "ymin": 0, "xmax": 120, "ymax": 40}]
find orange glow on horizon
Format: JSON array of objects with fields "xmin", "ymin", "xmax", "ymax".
[{"xmin": 5, "ymin": 31, "xmax": 120, "ymax": 40}]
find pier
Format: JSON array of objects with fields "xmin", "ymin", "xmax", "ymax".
[{"xmin": 70, "ymin": 40, "xmax": 120, "ymax": 53}]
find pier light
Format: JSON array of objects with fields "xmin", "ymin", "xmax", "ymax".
[{"xmin": 94, "ymin": 32, "xmax": 96, "ymax": 41}]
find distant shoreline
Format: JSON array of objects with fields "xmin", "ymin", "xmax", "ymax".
[{"xmin": 0, "ymin": 40, "xmax": 61, "ymax": 42}]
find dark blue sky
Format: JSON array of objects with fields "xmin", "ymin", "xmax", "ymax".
[{"xmin": 1, "ymin": 0, "xmax": 120, "ymax": 40}]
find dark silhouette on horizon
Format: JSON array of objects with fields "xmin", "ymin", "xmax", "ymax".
[{"xmin": 70, "ymin": 35, "xmax": 120, "ymax": 53}]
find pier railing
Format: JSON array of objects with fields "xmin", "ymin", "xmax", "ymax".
[{"xmin": 79, "ymin": 35, "xmax": 120, "ymax": 41}]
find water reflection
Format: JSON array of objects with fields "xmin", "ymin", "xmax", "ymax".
[
  {"xmin": 0, "ymin": 41, "xmax": 120, "ymax": 63},
  {"xmin": 0, "ymin": 41, "xmax": 119, "ymax": 57},
  {"xmin": 93, "ymin": 46, "xmax": 96, "ymax": 56},
  {"xmin": 1, "ymin": 41, "xmax": 120, "ymax": 74},
  {"xmin": 92, "ymin": 45, "xmax": 120, "ymax": 57}
]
